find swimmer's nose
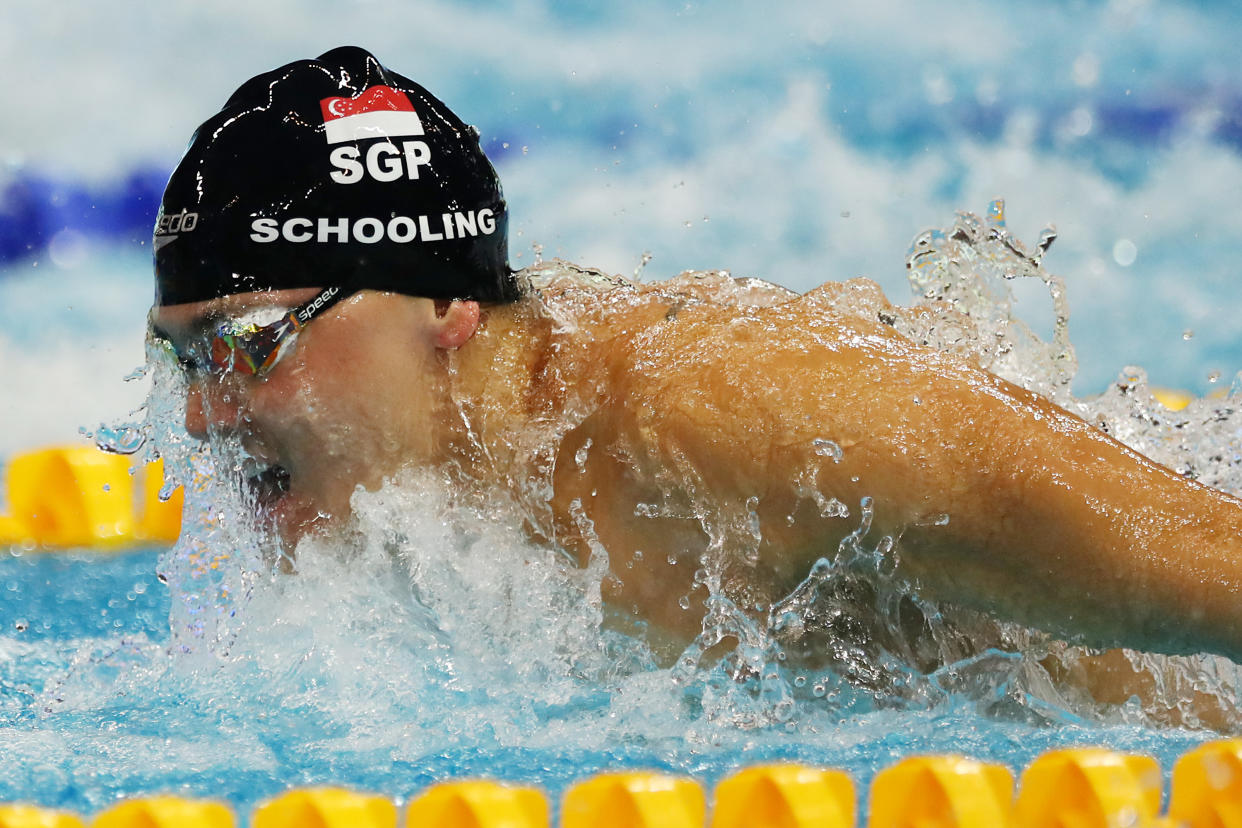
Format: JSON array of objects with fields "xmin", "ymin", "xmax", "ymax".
[{"xmin": 184, "ymin": 376, "xmax": 247, "ymax": 439}]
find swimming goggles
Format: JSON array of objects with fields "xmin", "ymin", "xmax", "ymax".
[{"xmin": 164, "ymin": 286, "xmax": 348, "ymax": 379}]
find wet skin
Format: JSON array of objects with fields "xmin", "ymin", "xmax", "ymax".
[{"xmin": 150, "ymin": 277, "xmax": 1242, "ymax": 665}]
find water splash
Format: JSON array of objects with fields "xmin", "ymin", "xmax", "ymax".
[
  {"xmin": 1079, "ymin": 366, "xmax": 1242, "ymax": 496},
  {"xmin": 904, "ymin": 198, "xmax": 1077, "ymax": 404},
  {"xmin": 14, "ymin": 207, "xmax": 1242, "ymax": 817},
  {"xmin": 130, "ymin": 234, "xmax": 1240, "ymax": 733}
]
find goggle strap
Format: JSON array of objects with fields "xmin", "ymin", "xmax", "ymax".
[
  {"xmin": 178, "ymin": 288, "xmax": 351, "ymax": 379},
  {"xmin": 293, "ymin": 287, "xmax": 347, "ymax": 328}
]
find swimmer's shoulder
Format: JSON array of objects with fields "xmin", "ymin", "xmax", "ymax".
[
  {"xmin": 636, "ymin": 274, "xmax": 906, "ymax": 331},
  {"xmin": 637, "ymin": 275, "xmax": 907, "ymax": 340},
  {"xmin": 520, "ymin": 267, "xmax": 913, "ymax": 377}
]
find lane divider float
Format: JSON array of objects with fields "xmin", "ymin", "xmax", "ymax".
[
  {"xmin": 5, "ymin": 742, "xmax": 1242, "ymax": 826},
  {"xmin": 0, "ymin": 445, "xmax": 182, "ymax": 549}
]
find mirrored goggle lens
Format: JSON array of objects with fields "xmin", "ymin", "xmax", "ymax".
[{"xmin": 210, "ymin": 318, "xmax": 297, "ymax": 377}]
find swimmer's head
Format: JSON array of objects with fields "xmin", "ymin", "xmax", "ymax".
[{"xmin": 153, "ymin": 45, "xmax": 517, "ymax": 306}]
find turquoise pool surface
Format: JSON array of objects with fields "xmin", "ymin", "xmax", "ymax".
[{"xmin": 0, "ymin": 547, "xmax": 1218, "ymax": 818}]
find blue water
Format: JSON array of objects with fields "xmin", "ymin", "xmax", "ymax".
[
  {"xmin": 0, "ymin": 547, "xmax": 1216, "ymax": 819},
  {"xmin": 0, "ymin": 549, "xmax": 168, "ymax": 641},
  {"xmin": 1, "ymin": 0, "xmax": 1241, "ymax": 821}
]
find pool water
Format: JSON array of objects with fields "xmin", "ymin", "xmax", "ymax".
[
  {"xmin": 0, "ymin": 541, "xmax": 1217, "ymax": 818},
  {"xmin": 1, "ymin": 0, "xmax": 1241, "ymax": 821}
]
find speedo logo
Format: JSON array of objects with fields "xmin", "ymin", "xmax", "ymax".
[
  {"xmin": 152, "ymin": 208, "xmax": 199, "ymax": 251},
  {"xmin": 248, "ymin": 209, "xmax": 497, "ymax": 245},
  {"xmin": 297, "ymin": 287, "xmax": 340, "ymax": 323}
]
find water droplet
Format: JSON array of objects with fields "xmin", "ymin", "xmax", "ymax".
[
  {"xmin": 1112, "ymin": 239, "xmax": 1137, "ymax": 267},
  {"xmin": 794, "ymin": 676, "xmax": 807, "ymax": 688},
  {"xmin": 1183, "ymin": 329, "xmax": 1195, "ymax": 340},
  {"xmin": 94, "ymin": 423, "xmax": 146, "ymax": 455},
  {"xmin": 14, "ymin": 619, "xmax": 27, "ymax": 632},
  {"xmin": 634, "ymin": 251, "xmax": 653, "ymax": 280},
  {"xmin": 158, "ymin": 481, "xmax": 179, "ymax": 502},
  {"xmin": 48, "ymin": 229, "xmax": 89, "ymax": 269},
  {"xmin": 986, "ymin": 199, "xmax": 1006, "ymax": 229},
  {"xmin": 678, "ymin": 596, "xmax": 691, "ymax": 610},
  {"xmin": 812, "ymin": 438, "xmax": 842, "ymax": 462},
  {"xmin": 574, "ymin": 438, "xmax": 593, "ymax": 471},
  {"xmin": 1035, "ymin": 226, "xmax": 1058, "ymax": 261},
  {"xmin": 1064, "ymin": 106, "xmax": 1094, "ymax": 138}
]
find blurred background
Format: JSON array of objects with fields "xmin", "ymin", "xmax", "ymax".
[{"xmin": 2, "ymin": 0, "xmax": 1240, "ymax": 458}]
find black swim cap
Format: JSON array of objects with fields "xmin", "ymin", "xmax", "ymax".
[{"xmin": 154, "ymin": 46, "xmax": 517, "ymax": 306}]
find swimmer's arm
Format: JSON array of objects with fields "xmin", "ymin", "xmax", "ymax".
[
  {"xmin": 874, "ymin": 371, "xmax": 1242, "ymax": 659},
  {"xmin": 614, "ymin": 299, "xmax": 1242, "ymax": 659}
]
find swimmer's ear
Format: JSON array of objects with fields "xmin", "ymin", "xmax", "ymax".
[{"xmin": 432, "ymin": 300, "xmax": 481, "ymax": 349}]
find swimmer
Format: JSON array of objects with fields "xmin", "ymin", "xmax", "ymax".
[{"xmin": 149, "ymin": 47, "xmax": 1242, "ymax": 669}]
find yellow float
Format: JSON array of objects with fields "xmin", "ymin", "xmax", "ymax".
[
  {"xmin": 0, "ymin": 445, "xmax": 182, "ymax": 549},
  {"xmin": 9, "ymin": 742, "xmax": 1242, "ymax": 825}
]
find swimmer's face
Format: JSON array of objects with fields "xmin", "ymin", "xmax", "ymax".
[{"xmin": 150, "ymin": 288, "xmax": 471, "ymax": 547}]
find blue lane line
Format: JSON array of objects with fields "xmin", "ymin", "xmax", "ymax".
[
  {"xmin": 0, "ymin": 167, "xmax": 168, "ymax": 265},
  {"xmin": 2, "ymin": 93, "xmax": 1239, "ymax": 269}
]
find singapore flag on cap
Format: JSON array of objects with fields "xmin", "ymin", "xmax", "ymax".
[{"xmin": 320, "ymin": 85, "xmax": 424, "ymax": 144}]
